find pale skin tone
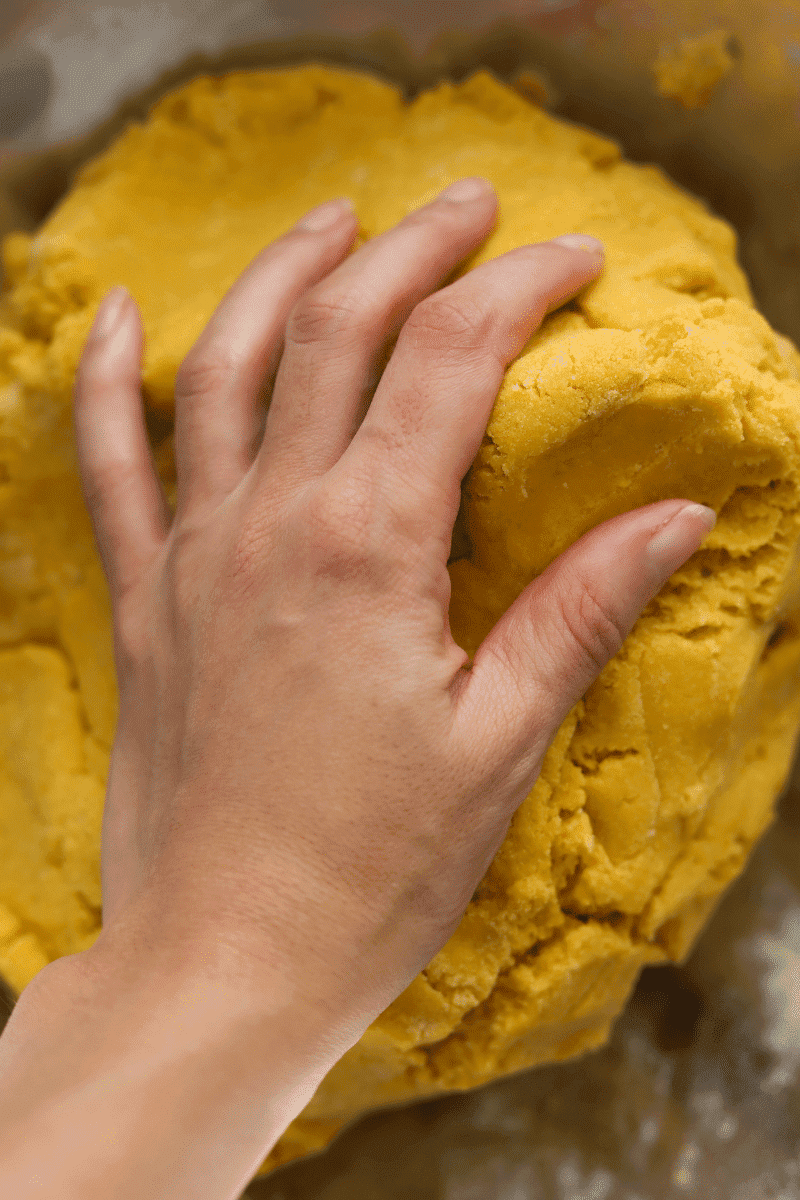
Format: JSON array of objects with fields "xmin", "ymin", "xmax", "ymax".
[{"xmin": 0, "ymin": 176, "xmax": 715, "ymax": 1199}]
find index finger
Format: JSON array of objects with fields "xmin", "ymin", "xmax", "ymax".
[{"xmin": 341, "ymin": 236, "xmax": 604, "ymax": 538}]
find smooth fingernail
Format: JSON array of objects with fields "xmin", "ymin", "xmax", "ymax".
[
  {"xmin": 438, "ymin": 177, "xmax": 495, "ymax": 203},
  {"xmin": 297, "ymin": 197, "xmax": 355, "ymax": 231},
  {"xmin": 550, "ymin": 233, "xmax": 605, "ymax": 255},
  {"xmin": 90, "ymin": 286, "xmax": 130, "ymax": 342},
  {"xmin": 646, "ymin": 502, "xmax": 717, "ymax": 568}
]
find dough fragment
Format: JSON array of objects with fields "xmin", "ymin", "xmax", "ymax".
[
  {"xmin": 652, "ymin": 30, "xmax": 737, "ymax": 109},
  {"xmin": 1, "ymin": 65, "xmax": 800, "ymax": 1179}
]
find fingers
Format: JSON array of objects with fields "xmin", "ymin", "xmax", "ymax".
[
  {"xmin": 450, "ymin": 500, "xmax": 717, "ymax": 797},
  {"xmin": 260, "ymin": 177, "xmax": 498, "ymax": 486},
  {"xmin": 172, "ymin": 197, "xmax": 359, "ymax": 519},
  {"xmin": 73, "ymin": 184, "xmax": 602, "ymax": 618},
  {"xmin": 339, "ymin": 230, "xmax": 604, "ymax": 546},
  {"xmin": 72, "ymin": 288, "xmax": 170, "ymax": 606},
  {"xmin": 74, "ymin": 199, "xmax": 361, "ymax": 608}
]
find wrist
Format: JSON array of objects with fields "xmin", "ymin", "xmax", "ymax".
[
  {"xmin": 76, "ymin": 919, "xmax": 360, "ymax": 1097},
  {"xmin": 0, "ymin": 935, "xmax": 353, "ymax": 1200},
  {"xmin": 94, "ymin": 879, "xmax": 402, "ymax": 1048},
  {"xmin": 89, "ymin": 893, "xmax": 379, "ymax": 1048}
]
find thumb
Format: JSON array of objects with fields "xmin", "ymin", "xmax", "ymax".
[{"xmin": 451, "ymin": 499, "xmax": 716, "ymax": 781}]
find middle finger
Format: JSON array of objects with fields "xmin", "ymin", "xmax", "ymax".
[{"xmin": 261, "ymin": 177, "xmax": 499, "ymax": 486}]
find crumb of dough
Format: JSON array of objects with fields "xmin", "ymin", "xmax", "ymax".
[
  {"xmin": 2, "ymin": 65, "xmax": 800, "ymax": 1181},
  {"xmin": 511, "ymin": 69, "xmax": 551, "ymax": 107},
  {"xmin": 652, "ymin": 30, "xmax": 736, "ymax": 109}
]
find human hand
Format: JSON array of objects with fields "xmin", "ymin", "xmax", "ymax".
[{"xmin": 72, "ymin": 176, "xmax": 715, "ymax": 1033}]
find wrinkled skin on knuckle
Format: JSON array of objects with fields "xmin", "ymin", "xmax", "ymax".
[
  {"xmin": 295, "ymin": 480, "xmax": 395, "ymax": 588},
  {"xmin": 558, "ymin": 574, "xmax": 628, "ymax": 674},
  {"xmin": 288, "ymin": 284, "xmax": 372, "ymax": 347},
  {"xmin": 217, "ymin": 480, "xmax": 392, "ymax": 611},
  {"xmin": 175, "ymin": 349, "xmax": 240, "ymax": 404},
  {"xmin": 463, "ymin": 647, "xmax": 547, "ymax": 776},
  {"xmin": 404, "ymin": 291, "xmax": 497, "ymax": 359}
]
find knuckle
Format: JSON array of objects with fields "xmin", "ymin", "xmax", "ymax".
[
  {"xmin": 175, "ymin": 350, "xmax": 236, "ymax": 401},
  {"xmin": 305, "ymin": 483, "xmax": 371, "ymax": 550},
  {"xmin": 288, "ymin": 286, "xmax": 371, "ymax": 346},
  {"xmin": 299, "ymin": 481, "xmax": 390, "ymax": 580},
  {"xmin": 560, "ymin": 579, "xmax": 627, "ymax": 672},
  {"xmin": 405, "ymin": 292, "xmax": 495, "ymax": 355}
]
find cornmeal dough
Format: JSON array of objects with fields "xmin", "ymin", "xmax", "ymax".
[
  {"xmin": 652, "ymin": 30, "xmax": 736, "ymax": 109},
  {"xmin": 1, "ymin": 65, "xmax": 800, "ymax": 1179}
]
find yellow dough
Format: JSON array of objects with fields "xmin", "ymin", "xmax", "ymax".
[
  {"xmin": 2, "ymin": 65, "xmax": 800, "ymax": 1179},
  {"xmin": 651, "ymin": 30, "xmax": 736, "ymax": 109}
]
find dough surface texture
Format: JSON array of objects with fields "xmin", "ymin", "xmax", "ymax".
[{"xmin": 1, "ymin": 65, "xmax": 800, "ymax": 1177}]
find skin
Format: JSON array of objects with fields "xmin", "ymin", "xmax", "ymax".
[{"xmin": 0, "ymin": 177, "xmax": 715, "ymax": 1198}]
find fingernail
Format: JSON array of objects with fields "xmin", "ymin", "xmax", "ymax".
[
  {"xmin": 646, "ymin": 503, "xmax": 717, "ymax": 568},
  {"xmin": 550, "ymin": 233, "xmax": 605, "ymax": 256},
  {"xmin": 438, "ymin": 177, "xmax": 495, "ymax": 203},
  {"xmin": 296, "ymin": 197, "xmax": 355, "ymax": 231},
  {"xmin": 90, "ymin": 286, "xmax": 130, "ymax": 342}
]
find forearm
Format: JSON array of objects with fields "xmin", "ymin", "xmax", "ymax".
[{"xmin": 0, "ymin": 939, "xmax": 343, "ymax": 1200}]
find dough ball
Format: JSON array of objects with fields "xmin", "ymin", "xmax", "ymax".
[{"xmin": 2, "ymin": 65, "xmax": 800, "ymax": 1178}]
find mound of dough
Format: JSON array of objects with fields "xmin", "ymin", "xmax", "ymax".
[{"xmin": 2, "ymin": 65, "xmax": 800, "ymax": 1178}]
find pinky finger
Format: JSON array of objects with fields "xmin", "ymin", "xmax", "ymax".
[{"xmin": 72, "ymin": 287, "xmax": 172, "ymax": 606}]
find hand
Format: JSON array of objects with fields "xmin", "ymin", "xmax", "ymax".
[{"xmin": 72, "ymin": 176, "xmax": 715, "ymax": 1032}]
